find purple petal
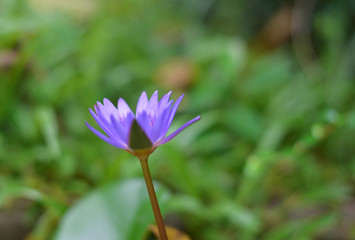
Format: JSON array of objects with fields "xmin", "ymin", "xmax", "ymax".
[
  {"xmin": 155, "ymin": 116, "xmax": 201, "ymax": 146},
  {"xmin": 148, "ymin": 90, "xmax": 158, "ymax": 109},
  {"xmin": 166, "ymin": 94, "xmax": 184, "ymax": 128},
  {"xmin": 85, "ymin": 122, "xmax": 127, "ymax": 149},
  {"xmin": 103, "ymin": 98, "xmax": 117, "ymax": 112},
  {"xmin": 110, "ymin": 115, "xmax": 130, "ymax": 144},
  {"xmin": 158, "ymin": 91, "xmax": 172, "ymax": 113},
  {"xmin": 89, "ymin": 108, "xmax": 112, "ymax": 135},
  {"xmin": 159, "ymin": 91, "xmax": 172, "ymax": 106},
  {"xmin": 135, "ymin": 110, "xmax": 153, "ymax": 142},
  {"xmin": 147, "ymin": 90, "xmax": 159, "ymax": 122},
  {"xmin": 90, "ymin": 108, "xmax": 126, "ymax": 145},
  {"xmin": 117, "ymin": 98, "xmax": 134, "ymax": 121},
  {"xmin": 121, "ymin": 111, "xmax": 135, "ymax": 129},
  {"xmin": 96, "ymin": 101, "xmax": 116, "ymax": 123},
  {"xmin": 150, "ymin": 101, "xmax": 173, "ymax": 143},
  {"xmin": 136, "ymin": 91, "xmax": 148, "ymax": 117}
]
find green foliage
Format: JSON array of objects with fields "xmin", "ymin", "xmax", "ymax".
[
  {"xmin": 0, "ymin": 0, "xmax": 354, "ymax": 239},
  {"xmin": 55, "ymin": 179, "xmax": 171, "ymax": 240}
]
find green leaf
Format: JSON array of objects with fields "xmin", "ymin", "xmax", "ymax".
[{"xmin": 55, "ymin": 179, "xmax": 170, "ymax": 240}]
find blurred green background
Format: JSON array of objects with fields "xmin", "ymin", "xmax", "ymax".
[{"xmin": 0, "ymin": 0, "xmax": 354, "ymax": 239}]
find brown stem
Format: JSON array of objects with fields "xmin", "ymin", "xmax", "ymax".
[{"xmin": 139, "ymin": 156, "xmax": 168, "ymax": 240}]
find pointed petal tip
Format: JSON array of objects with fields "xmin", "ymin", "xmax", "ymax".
[
  {"xmin": 117, "ymin": 97, "xmax": 127, "ymax": 108},
  {"xmin": 136, "ymin": 91, "xmax": 149, "ymax": 116},
  {"xmin": 140, "ymin": 91, "xmax": 147, "ymax": 97},
  {"xmin": 85, "ymin": 121, "xmax": 98, "ymax": 131},
  {"xmin": 89, "ymin": 108, "xmax": 95, "ymax": 115},
  {"xmin": 103, "ymin": 98, "xmax": 112, "ymax": 105},
  {"xmin": 96, "ymin": 101, "xmax": 103, "ymax": 108},
  {"xmin": 174, "ymin": 93, "xmax": 185, "ymax": 105},
  {"xmin": 165, "ymin": 91, "xmax": 172, "ymax": 99},
  {"xmin": 150, "ymin": 90, "xmax": 159, "ymax": 100}
]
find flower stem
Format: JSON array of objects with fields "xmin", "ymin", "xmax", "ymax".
[{"xmin": 139, "ymin": 156, "xmax": 168, "ymax": 240}]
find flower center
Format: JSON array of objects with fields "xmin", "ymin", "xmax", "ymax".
[{"xmin": 129, "ymin": 119, "xmax": 153, "ymax": 150}]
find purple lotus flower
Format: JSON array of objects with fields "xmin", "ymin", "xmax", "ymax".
[{"xmin": 86, "ymin": 91, "xmax": 200, "ymax": 157}]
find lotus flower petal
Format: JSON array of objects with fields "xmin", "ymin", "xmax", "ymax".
[{"xmin": 86, "ymin": 91, "xmax": 200, "ymax": 156}]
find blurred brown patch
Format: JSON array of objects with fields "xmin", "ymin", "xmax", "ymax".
[
  {"xmin": 149, "ymin": 224, "xmax": 191, "ymax": 240},
  {"xmin": 0, "ymin": 199, "xmax": 33, "ymax": 240},
  {"xmin": 317, "ymin": 199, "xmax": 355, "ymax": 240},
  {"xmin": 0, "ymin": 50, "xmax": 18, "ymax": 70},
  {"xmin": 254, "ymin": 5, "xmax": 294, "ymax": 50},
  {"xmin": 28, "ymin": 0, "xmax": 96, "ymax": 19},
  {"xmin": 155, "ymin": 58, "xmax": 197, "ymax": 90}
]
